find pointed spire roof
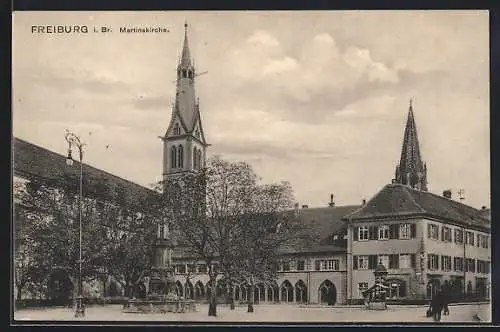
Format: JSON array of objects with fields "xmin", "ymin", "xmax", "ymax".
[
  {"xmin": 394, "ymin": 99, "xmax": 428, "ymax": 191},
  {"xmin": 399, "ymin": 99, "xmax": 423, "ymax": 174},
  {"xmin": 180, "ymin": 20, "xmax": 192, "ymax": 67}
]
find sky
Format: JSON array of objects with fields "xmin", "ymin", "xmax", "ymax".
[{"xmin": 12, "ymin": 11, "xmax": 490, "ymax": 209}]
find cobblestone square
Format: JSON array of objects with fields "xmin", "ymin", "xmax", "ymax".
[{"xmin": 14, "ymin": 303, "xmax": 490, "ymax": 324}]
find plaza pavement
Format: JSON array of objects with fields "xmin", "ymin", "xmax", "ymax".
[{"xmin": 14, "ymin": 303, "xmax": 491, "ymax": 324}]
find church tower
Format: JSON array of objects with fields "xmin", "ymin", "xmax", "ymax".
[
  {"xmin": 394, "ymin": 100, "xmax": 428, "ymax": 191},
  {"xmin": 161, "ymin": 22, "xmax": 208, "ymax": 189}
]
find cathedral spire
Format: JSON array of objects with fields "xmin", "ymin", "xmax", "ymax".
[
  {"xmin": 180, "ymin": 21, "xmax": 192, "ymax": 67},
  {"xmin": 394, "ymin": 99, "xmax": 428, "ymax": 191}
]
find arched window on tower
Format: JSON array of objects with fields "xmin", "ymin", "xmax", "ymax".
[
  {"xmin": 173, "ymin": 123, "xmax": 180, "ymax": 136},
  {"xmin": 197, "ymin": 149, "xmax": 202, "ymax": 169},
  {"xmin": 178, "ymin": 145, "xmax": 184, "ymax": 168},
  {"xmin": 188, "ymin": 70, "xmax": 194, "ymax": 79},
  {"xmin": 193, "ymin": 147, "xmax": 198, "ymax": 169},
  {"xmin": 170, "ymin": 146, "xmax": 177, "ymax": 169},
  {"xmin": 182, "ymin": 69, "xmax": 187, "ymax": 78}
]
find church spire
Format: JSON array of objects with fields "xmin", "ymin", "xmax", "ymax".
[
  {"xmin": 394, "ymin": 99, "xmax": 428, "ymax": 191},
  {"xmin": 180, "ymin": 20, "xmax": 192, "ymax": 67}
]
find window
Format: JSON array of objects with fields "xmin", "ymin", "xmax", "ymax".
[
  {"xmin": 195, "ymin": 129, "xmax": 200, "ymax": 138},
  {"xmin": 176, "ymin": 264, "xmax": 186, "ymax": 274},
  {"xmin": 358, "ymin": 283, "xmax": 369, "ymax": 297},
  {"xmin": 282, "ymin": 261, "xmax": 290, "ymax": 271},
  {"xmin": 441, "ymin": 256, "xmax": 452, "ymax": 271},
  {"xmin": 399, "ymin": 224, "xmax": 411, "ymax": 239},
  {"xmin": 328, "ymin": 259, "xmax": 339, "ymax": 271},
  {"xmin": 454, "ymin": 257, "xmax": 464, "ymax": 272},
  {"xmin": 465, "ymin": 258, "xmax": 476, "ymax": 272},
  {"xmin": 170, "ymin": 146, "xmax": 177, "ymax": 168},
  {"xmin": 378, "ymin": 255, "xmax": 389, "ymax": 268},
  {"xmin": 318, "ymin": 259, "xmax": 339, "ymax": 271},
  {"xmin": 187, "ymin": 264, "xmax": 196, "ymax": 273},
  {"xmin": 442, "ymin": 227, "xmax": 452, "ymax": 242},
  {"xmin": 321, "ymin": 260, "xmax": 328, "ymax": 270},
  {"xmin": 427, "ymin": 254, "xmax": 439, "ymax": 270},
  {"xmin": 378, "ymin": 225, "xmax": 389, "ymax": 240},
  {"xmin": 314, "ymin": 260, "xmax": 321, "ymax": 271},
  {"xmin": 177, "ymin": 145, "xmax": 184, "ymax": 168},
  {"xmin": 358, "ymin": 226, "xmax": 369, "ymax": 241},
  {"xmin": 428, "ymin": 224, "xmax": 439, "ymax": 240},
  {"xmin": 478, "ymin": 234, "xmax": 489, "ymax": 248},
  {"xmin": 297, "ymin": 260, "xmax": 305, "ymax": 271},
  {"xmin": 358, "ymin": 256, "xmax": 369, "ymax": 270},
  {"xmin": 193, "ymin": 147, "xmax": 198, "ymax": 169},
  {"xmin": 454, "ymin": 229, "xmax": 464, "ymax": 244},
  {"xmin": 466, "ymin": 232, "xmax": 475, "ymax": 245},
  {"xmin": 399, "ymin": 254, "xmax": 411, "ymax": 269},
  {"xmin": 173, "ymin": 123, "xmax": 180, "ymax": 135},
  {"xmin": 182, "ymin": 69, "xmax": 187, "ymax": 78},
  {"xmin": 188, "ymin": 70, "xmax": 193, "ymax": 79},
  {"xmin": 477, "ymin": 260, "xmax": 490, "ymax": 274},
  {"xmin": 197, "ymin": 264, "xmax": 207, "ymax": 273}
]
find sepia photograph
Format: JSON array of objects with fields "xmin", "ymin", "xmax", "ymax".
[{"xmin": 12, "ymin": 10, "xmax": 491, "ymax": 324}]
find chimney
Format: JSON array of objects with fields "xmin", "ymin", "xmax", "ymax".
[
  {"xmin": 391, "ymin": 179, "xmax": 397, "ymax": 184},
  {"xmin": 362, "ymin": 199, "xmax": 366, "ymax": 205},
  {"xmin": 443, "ymin": 190, "xmax": 452, "ymax": 199},
  {"xmin": 328, "ymin": 194, "xmax": 335, "ymax": 207},
  {"xmin": 302, "ymin": 204, "xmax": 309, "ymax": 209}
]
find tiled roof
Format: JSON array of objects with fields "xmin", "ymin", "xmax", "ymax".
[
  {"xmin": 298, "ymin": 205, "xmax": 360, "ymax": 240},
  {"xmin": 13, "ymin": 137, "xmax": 155, "ymax": 202},
  {"xmin": 343, "ymin": 184, "xmax": 490, "ymax": 231}
]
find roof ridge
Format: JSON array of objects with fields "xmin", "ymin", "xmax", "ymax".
[{"xmin": 13, "ymin": 137, "xmax": 155, "ymax": 193}]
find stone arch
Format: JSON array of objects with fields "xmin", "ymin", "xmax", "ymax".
[
  {"xmin": 280, "ymin": 280, "xmax": 294, "ymax": 302},
  {"xmin": 194, "ymin": 280, "xmax": 205, "ymax": 300},
  {"xmin": 185, "ymin": 280, "xmax": 194, "ymax": 300},
  {"xmin": 175, "ymin": 280, "xmax": 184, "ymax": 298},
  {"xmin": 318, "ymin": 280, "xmax": 336, "ymax": 305},
  {"xmin": 267, "ymin": 282, "xmax": 279, "ymax": 303},
  {"xmin": 295, "ymin": 279, "xmax": 308, "ymax": 303},
  {"xmin": 255, "ymin": 283, "xmax": 265, "ymax": 303}
]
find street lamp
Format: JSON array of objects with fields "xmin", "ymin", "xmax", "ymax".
[{"xmin": 65, "ymin": 129, "xmax": 86, "ymax": 318}]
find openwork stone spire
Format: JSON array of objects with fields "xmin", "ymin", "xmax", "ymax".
[{"xmin": 394, "ymin": 99, "xmax": 428, "ymax": 191}]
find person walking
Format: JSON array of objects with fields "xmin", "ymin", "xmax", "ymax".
[
  {"xmin": 430, "ymin": 287, "xmax": 444, "ymax": 322},
  {"xmin": 442, "ymin": 281, "xmax": 450, "ymax": 316}
]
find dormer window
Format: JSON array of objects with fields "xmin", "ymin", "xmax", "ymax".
[
  {"xmin": 173, "ymin": 123, "xmax": 180, "ymax": 135},
  {"xmin": 195, "ymin": 129, "xmax": 200, "ymax": 138}
]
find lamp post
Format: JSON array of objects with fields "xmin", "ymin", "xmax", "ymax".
[{"xmin": 65, "ymin": 130, "xmax": 86, "ymax": 318}]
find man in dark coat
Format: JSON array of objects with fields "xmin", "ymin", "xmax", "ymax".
[
  {"xmin": 442, "ymin": 281, "xmax": 450, "ymax": 316},
  {"xmin": 430, "ymin": 288, "xmax": 444, "ymax": 322}
]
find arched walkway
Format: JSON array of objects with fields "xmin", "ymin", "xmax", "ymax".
[
  {"xmin": 281, "ymin": 280, "xmax": 294, "ymax": 302},
  {"xmin": 318, "ymin": 280, "xmax": 336, "ymax": 305},
  {"xmin": 194, "ymin": 281, "xmax": 205, "ymax": 300},
  {"xmin": 175, "ymin": 280, "xmax": 184, "ymax": 298},
  {"xmin": 295, "ymin": 280, "xmax": 308, "ymax": 304},
  {"xmin": 267, "ymin": 282, "xmax": 279, "ymax": 303},
  {"xmin": 185, "ymin": 280, "xmax": 194, "ymax": 300},
  {"xmin": 255, "ymin": 283, "xmax": 265, "ymax": 303}
]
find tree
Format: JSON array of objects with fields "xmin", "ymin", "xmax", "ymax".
[
  {"xmin": 233, "ymin": 182, "xmax": 319, "ymax": 313},
  {"xmin": 158, "ymin": 156, "xmax": 258, "ymax": 316}
]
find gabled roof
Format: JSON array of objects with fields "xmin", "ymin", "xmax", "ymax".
[
  {"xmin": 13, "ymin": 137, "xmax": 155, "ymax": 201},
  {"xmin": 343, "ymin": 184, "xmax": 490, "ymax": 232}
]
